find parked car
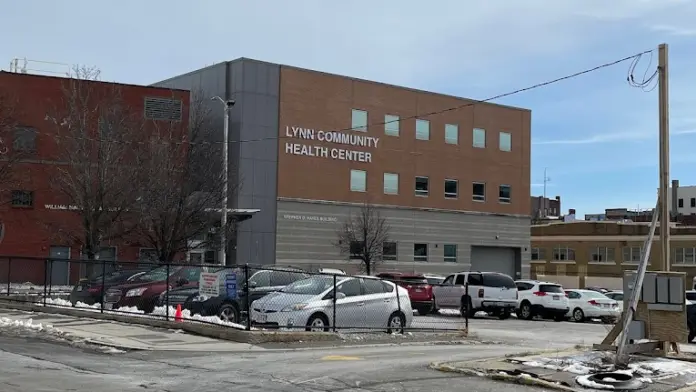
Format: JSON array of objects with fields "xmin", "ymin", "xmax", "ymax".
[
  {"xmin": 565, "ymin": 289, "xmax": 620, "ymax": 323},
  {"xmin": 157, "ymin": 286, "xmax": 200, "ymax": 308},
  {"xmin": 686, "ymin": 290, "xmax": 696, "ymax": 302},
  {"xmin": 604, "ymin": 290, "xmax": 624, "ymax": 312},
  {"xmin": 104, "ymin": 265, "xmax": 201, "ymax": 313},
  {"xmin": 69, "ymin": 267, "xmax": 152, "ymax": 306},
  {"xmin": 432, "ymin": 271, "xmax": 518, "ymax": 319},
  {"xmin": 250, "ymin": 275, "xmax": 412, "ymax": 332},
  {"xmin": 375, "ymin": 272, "xmax": 434, "ymax": 315},
  {"xmin": 514, "ymin": 280, "xmax": 569, "ymax": 321},
  {"xmin": 687, "ymin": 300, "xmax": 696, "ymax": 342},
  {"xmin": 184, "ymin": 267, "xmax": 309, "ymax": 324}
]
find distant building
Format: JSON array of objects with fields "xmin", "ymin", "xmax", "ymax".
[
  {"xmin": 584, "ymin": 213, "xmax": 607, "ymax": 221},
  {"xmin": 666, "ymin": 180, "xmax": 696, "ymax": 216},
  {"xmin": 531, "ymin": 195, "xmax": 561, "ymax": 219}
]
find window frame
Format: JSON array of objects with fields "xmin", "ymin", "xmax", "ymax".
[
  {"xmin": 472, "ymin": 182, "xmax": 485, "ymax": 202},
  {"xmin": 444, "ymin": 179, "xmax": 458, "ymax": 199},
  {"xmin": 11, "ymin": 190, "xmax": 34, "ymax": 208},
  {"xmin": 443, "ymin": 244, "xmax": 457, "ymax": 263},
  {"xmin": 383, "ymin": 172, "xmax": 399, "ymax": 195},
  {"xmin": 552, "ymin": 246, "xmax": 576, "ymax": 262},
  {"xmin": 13, "ymin": 126, "xmax": 37, "ymax": 155},
  {"xmin": 415, "ymin": 119, "xmax": 430, "ymax": 141},
  {"xmin": 498, "ymin": 184, "xmax": 511, "ymax": 203},
  {"xmin": 691, "ymin": 198, "xmax": 696, "ymax": 208},
  {"xmin": 531, "ymin": 247, "xmax": 545, "ymax": 261},
  {"xmin": 413, "ymin": 243, "xmax": 428, "ymax": 262},
  {"xmin": 384, "ymin": 114, "xmax": 399, "ymax": 136},
  {"xmin": 590, "ymin": 246, "xmax": 615, "ymax": 263},
  {"xmin": 622, "ymin": 246, "xmax": 642, "ymax": 264},
  {"xmin": 445, "ymin": 124, "xmax": 458, "ymax": 145},
  {"xmin": 473, "ymin": 128, "xmax": 486, "ymax": 148},
  {"xmin": 675, "ymin": 247, "xmax": 696, "ymax": 265},
  {"xmin": 679, "ymin": 198, "xmax": 684, "ymax": 208},
  {"xmin": 382, "ymin": 241, "xmax": 397, "ymax": 261},
  {"xmin": 415, "ymin": 176, "xmax": 429, "ymax": 197},
  {"xmin": 350, "ymin": 169, "xmax": 367, "ymax": 192},
  {"xmin": 499, "ymin": 131, "xmax": 512, "ymax": 152},
  {"xmin": 351, "ymin": 109, "xmax": 368, "ymax": 132}
]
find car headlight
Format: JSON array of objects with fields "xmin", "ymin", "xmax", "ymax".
[
  {"xmin": 192, "ymin": 295, "xmax": 209, "ymax": 302},
  {"xmin": 281, "ymin": 303, "xmax": 308, "ymax": 312},
  {"xmin": 126, "ymin": 287, "xmax": 147, "ymax": 297}
]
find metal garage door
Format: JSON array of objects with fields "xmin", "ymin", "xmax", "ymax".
[{"xmin": 470, "ymin": 246, "xmax": 518, "ymax": 278}]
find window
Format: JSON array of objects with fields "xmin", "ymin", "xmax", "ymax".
[
  {"xmin": 271, "ymin": 271, "xmax": 308, "ymax": 286},
  {"xmin": 692, "ymin": 198, "xmax": 696, "ymax": 208},
  {"xmin": 444, "ymin": 179, "xmax": 458, "ymax": 199},
  {"xmin": 11, "ymin": 190, "xmax": 33, "ymax": 207},
  {"xmin": 350, "ymin": 169, "xmax": 366, "ymax": 192},
  {"xmin": 249, "ymin": 270, "xmax": 271, "ymax": 287},
  {"xmin": 444, "ymin": 244, "xmax": 457, "ymax": 262},
  {"xmin": 349, "ymin": 241, "xmax": 364, "ymax": 259},
  {"xmin": 472, "ymin": 182, "xmax": 485, "ymax": 202},
  {"xmin": 499, "ymin": 131, "xmax": 511, "ymax": 152},
  {"xmin": 531, "ymin": 248, "xmax": 545, "ymax": 261},
  {"xmin": 467, "ymin": 273, "xmax": 483, "ymax": 285},
  {"xmin": 382, "ymin": 241, "xmax": 397, "ymax": 261},
  {"xmin": 473, "ymin": 128, "xmax": 486, "ymax": 148},
  {"xmin": 675, "ymin": 247, "xmax": 696, "ymax": 265},
  {"xmin": 383, "ymin": 173, "xmax": 399, "ymax": 195},
  {"xmin": 499, "ymin": 185, "xmax": 511, "ymax": 203},
  {"xmin": 189, "ymin": 252, "xmax": 203, "ymax": 263},
  {"xmin": 385, "ymin": 114, "xmax": 399, "ymax": 136},
  {"xmin": 415, "ymin": 176, "xmax": 429, "ymax": 197},
  {"xmin": 363, "ymin": 278, "xmax": 386, "ymax": 294},
  {"xmin": 414, "ymin": 243, "xmax": 428, "ymax": 262},
  {"xmin": 455, "ymin": 274, "xmax": 465, "ymax": 285},
  {"xmin": 679, "ymin": 198, "xmax": 684, "ymax": 208},
  {"xmin": 445, "ymin": 124, "xmax": 458, "ymax": 144},
  {"xmin": 622, "ymin": 247, "xmax": 641, "ymax": 263},
  {"xmin": 443, "ymin": 275, "xmax": 454, "ymax": 285},
  {"xmin": 204, "ymin": 250, "xmax": 216, "ymax": 264},
  {"xmin": 516, "ymin": 282, "xmax": 535, "ymax": 291},
  {"xmin": 337, "ymin": 278, "xmax": 362, "ymax": 297},
  {"xmin": 13, "ymin": 127, "xmax": 37, "ymax": 154},
  {"xmin": 351, "ymin": 109, "xmax": 367, "ymax": 132},
  {"xmin": 552, "ymin": 246, "xmax": 575, "ymax": 261},
  {"xmin": 566, "ymin": 290, "xmax": 581, "ymax": 299},
  {"xmin": 590, "ymin": 247, "xmax": 615, "ymax": 263},
  {"xmin": 138, "ymin": 248, "xmax": 158, "ymax": 263},
  {"xmin": 416, "ymin": 119, "xmax": 430, "ymax": 140},
  {"xmin": 482, "ymin": 273, "xmax": 516, "ymax": 288}
]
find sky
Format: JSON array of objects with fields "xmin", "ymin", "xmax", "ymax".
[{"xmin": 2, "ymin": 0, "xmax": 696, "ymax": 217}]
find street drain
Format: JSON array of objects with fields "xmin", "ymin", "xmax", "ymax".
[{"xmin": 582, "ymin": 372, "xmax": 645, "ymax": 390}]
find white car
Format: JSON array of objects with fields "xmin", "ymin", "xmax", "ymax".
[
  {"xmin": 432, "ymin": 271, "xmax": 518, "ymax": 319},
  {"xmin": 514, "ymin": 280, "xmax": 569, "ymax": 321},
  {"xmin": 250, "ymin": 275, "xmax": 412, "ymax": 332},
  {"xmin": 565, "ymin": 289, "xmax": 620, "ymax": 323},
  {"xmin": 604, "ymin": 290, "xmax": 624, "ymax": 313}
]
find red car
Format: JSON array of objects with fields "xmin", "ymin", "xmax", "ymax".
[{"xmin": 376, "ymin": 272, "xmax": 434, "ymax": 315}]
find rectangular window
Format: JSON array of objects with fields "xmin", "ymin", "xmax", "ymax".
[
  {"xmin": 552, "ymin": 246, "xmax": 576, "ymax": 261},
  {"xmin": 444, "ymin": 179, "xmax": 458, "ymax": 199},
  {"xmin": 674, "ymin": 247, "xmax": 696, "ymax": 264},
  {"xmin": 472, "ymin": 182, "xmax": 485, "ymax": 202},
  {"xmin": 679, "ymin": 198, "xmax": 684, "ymax": 208},
  {"xmin": 473, "ymin": 128, "xmax": 486, "ymax": 148},
  {"xmin": 691, "ymin": 198, "xmax": 696, "ymax": 208},
  {"xmin": 382, "ymin": 242, "xmax": 397, "ymax": 261},
  {"xmin": 443, "ymin": 244, "xmax": 457, "ymax": 262},
  {"xmin": 384, "ymin": 114, "xmax": 399, "ymax": 136},
  {"xmin": 13, "ymin": 127, "xmax": 37, "ymax": 154},
  {"xmin": 622, "ymin": 247, "xmax": 641, "ymax": 263},
  {"xmin": 351, "ymin": 109, "xmax": 368, "ymax": 132},
  {"xmin": 445, "ymin": 124, "xmax": 458, "ymax": 144},
  {"xmin": 11, "ymin": 190, "xmax": 33, "ymax": 207},
  {"xmin": 350, "ymin": 169, "xmax": 366, "ymax": 192},
  {"xmin": 414, "ymin": 243, "xmax": 428, "ymax": 262},
  {"xmin": 416, "ymin": 119, "xmax": 430, "ymax": 140},
  {"xmin": 499, "ymin": 131, "xmax": 511, "ymax": 151},
  {"xmin": 415, "ymin": 176, "xmax": 429, "ymax": 197},
  {"xmin": 590, "ymin": 247, "xmax": 615, "ymax": 263},
  {"xmin": 383, "ymin": 173, "xmax": 399, "ymax": 195},
  {"xmin": 349, "ymin": 241, "xmax": 364, "ymax": 259},
  {"xmin": 531, "ymin": 248, "xmax": 545, "ymax": 261},
  {"xmin": 499, "ymin": 185, "xmax": 511, "ymax": 203}
]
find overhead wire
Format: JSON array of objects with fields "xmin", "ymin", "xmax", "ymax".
[{"xmin": 627, "ymin": 50, "xmax": 659, "ymax": 92}]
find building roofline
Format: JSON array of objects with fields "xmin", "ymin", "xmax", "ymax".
[{"xmin": 0, "ymin": 71, "xmax": 190, "ymax": 93}]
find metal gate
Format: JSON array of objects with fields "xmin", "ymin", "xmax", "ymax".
[
  {"xmin": 469, "ymin": 246, "xmax": 518, "ymax": 278},
  {"xmin": 49, "ymin": 246, "xmax": 71, "ymax": 286}
]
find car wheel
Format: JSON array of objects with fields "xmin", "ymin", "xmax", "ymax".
[
  {"xmin": 430, "ymin": 298, "xmax": 439, "ymax": 314},
  {"xmin": 572, "ymin": 308, "xmax": 585, "ymax": 322},
  {"xmin": 387, "ymin": 312, "xmax": 405, "ymax": 334},
  {"xmin": 519, "ymin": 302, "xmax": 534, "ymax": 320},
  {"xmin": 306, "ymin": 313, "xmax": 330, "ymax": 332},
  {"xmin": 218, "ymin": 303, "xmax": 240, "ymax": 324}
]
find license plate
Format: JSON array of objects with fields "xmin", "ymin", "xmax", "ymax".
[
  {"xmin": 415, "ymin": 289, "xmax": 423, "ymax": 292},
  {"xmin": 76, "ymin": 286, "xmax": 83, "ymax": 292},
  {"xmin": 553, "ymin": 295, "xmax": 560, "ymax": 300},
  {"xmin": 257, "ymin": 314, "xmax": 267, "ymax": 323},
  {"xmin": 103, "ymin": 303, "xmax": 113, "ymax": 310},
  {"xmin": 603, "ymin": 304, "xmax": 610, "ymax": 308}
]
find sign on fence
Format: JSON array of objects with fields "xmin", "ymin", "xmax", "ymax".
[
  {"xmin": 226, "ymin": 272, "xmax": 237, "ymax": 299},
  {"xmin": 199, "ymin": 272, "xmax": 221, "ymax": 297}
]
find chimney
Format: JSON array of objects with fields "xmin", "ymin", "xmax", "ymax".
[{"xmin": 672, "ymin": 179, "xmax": 679, "ymax": 217}]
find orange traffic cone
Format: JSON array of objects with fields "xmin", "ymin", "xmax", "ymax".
[{"xmin": 174, "ymin": 304, "xmax": 183, "ymax": 322}]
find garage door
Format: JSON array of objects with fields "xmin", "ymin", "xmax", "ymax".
[{"xmin": 470, "ymin": 246, "xmax": 517, "ymax": 278}]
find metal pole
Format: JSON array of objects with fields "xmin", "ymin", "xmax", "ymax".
[
  {"xmin": 220, "ymin": 106, "xmax": 229, "ymax": 266},
  {"xmin": 543, "ymin": 168, "xmax": 547, "ymax": 217},
  {"xmin": 658, "ymin": 43, "xmax": 671, "ymax": 271}
]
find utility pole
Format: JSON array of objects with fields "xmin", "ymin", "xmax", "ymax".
[
  {"xmin": 212, "ymin": 96, "xmax": 236, "ymax": 266},
  {"xmin": 658, "ymin": 43, "xmax": 670, "ymax": 271},
  {"xmin": 543, "ymin": 168, "xmax": 551, "ymax": 217}
]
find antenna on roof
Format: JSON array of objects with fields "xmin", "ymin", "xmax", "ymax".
[{"xmin": 8, "ymin": 57, "xmax": 72, "ymax": 77}]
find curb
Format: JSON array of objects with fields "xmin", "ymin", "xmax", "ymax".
[{"xmin": 82, "ymin": 338, "xmax": 152, "ymax": 352}]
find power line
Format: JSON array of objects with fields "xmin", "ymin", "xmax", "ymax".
[{"xmin": 38, "ymin": 48, "xmax": 654, "ymax": 148}]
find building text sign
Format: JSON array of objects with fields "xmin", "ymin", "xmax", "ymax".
[
  {"xmin": 283, "ymin": 214, "xmax": 338, "ymax": 223},
  {"xmin": 284, "ymin": 126, "xmax": 379, "ymax": 163}
]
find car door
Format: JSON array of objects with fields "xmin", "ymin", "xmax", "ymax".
[
  {"xmin": 565, "ymin": 290, "xmax": 582, "ymax": 315},
  {"xmin": 248, "ymin": 270, "xmax": 272, "ymax": 303},
  {"xmin": 361, "ymin": 278, "xmax": 392, "ymax": 328},
  {"xmin": 435, "ymin": 275, "xmax": 455, "ymax": 307},
  {"xmin": 333, "ymin": 278, "xmax": 365, "ymax": 329},
  {"xmin": 466, "ymin": 273, "xmax": 483, "ymax": 307}
]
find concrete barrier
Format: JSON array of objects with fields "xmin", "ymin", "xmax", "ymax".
[{"xmin": 0, "ymin": 299, "xmax": 341, "ymax": 344}]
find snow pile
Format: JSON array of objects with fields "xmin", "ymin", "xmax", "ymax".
[
  {"xmin": 0, "ymin": 316, "xmax": 62, "ymax": 333},
  {"xmin": 0, "ymin": 283, "xmax": 73, "ymax": 294},
  {"xmin": 438, "ymin": 309, "xmax": 500, "ymax": 318},
  {"xmin": 575, "ymin": 375, "xmax": 616, "ymax": 390}
]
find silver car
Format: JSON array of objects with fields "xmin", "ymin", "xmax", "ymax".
[{"xmin": 250, "ymin": 275, "xmax": 412, "ymax": 332}]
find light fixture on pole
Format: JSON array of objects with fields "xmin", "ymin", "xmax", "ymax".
[{"xmin": 211, "ymin": 96, "xmax": 235, "ymax": 265}]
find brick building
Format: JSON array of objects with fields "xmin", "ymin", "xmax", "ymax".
[
  {"xmin": 154, "ymin": 58, "xmax": 532, "ymax": 277},
  {"xmin": 530, "ymin": 221, "xmax": 696, "ymax": 290},
  {"xmin": 531, "ymin": 195, "xmax": 561, "ymax": 219},
  {"xmin": 0, "ymin": 71, "xmax": 190, "ymax": 284}
]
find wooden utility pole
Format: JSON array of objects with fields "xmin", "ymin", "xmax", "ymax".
[{"xmin": 658, "ymin": 43, "xmax": 670, "ymax": 271}]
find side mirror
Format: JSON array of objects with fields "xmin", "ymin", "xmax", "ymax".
[{"xmin": 335, "ymin": 292, "xmax": 346, "ymax": 300}]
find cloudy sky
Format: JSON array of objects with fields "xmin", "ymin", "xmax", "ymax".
[{"xmin": 3, "ymin": 0, "xmax": 696, "ymax": 216}]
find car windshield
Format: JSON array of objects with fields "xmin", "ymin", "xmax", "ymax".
[
  {"xmin": 136, "ymin": 266, "xmax": 182, "ymax": 282},
  {"xmin": 280, "ymin": 276, "xmax": 336, "ymax": 295}
]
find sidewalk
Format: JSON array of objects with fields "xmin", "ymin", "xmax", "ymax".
[{"xmin": 0, "ymin": 309, "xmax": 265, "ymax": 352}]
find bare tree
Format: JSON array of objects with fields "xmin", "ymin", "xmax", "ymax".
[
  {"xmin": 334, "ymin": 202, "xmax": 391, "ymax": 275},
  {"xmin": 46, "ymin": 66, "xmax": 146, "ymax": 274},
  {"xmin": 131, "ymin": 90, "xmax": 236, "ymax": 263}
]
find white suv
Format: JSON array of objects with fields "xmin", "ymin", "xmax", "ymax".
[
  {"xmin": 515, "ymin": 280, "xmax": 569, "ymax": 322},
  {"xmin": 432, "ymin": 271, "xmax": 518, "ymax": 319}
]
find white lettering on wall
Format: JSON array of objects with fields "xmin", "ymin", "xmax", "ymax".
[
  {"xmin": 283, "ymin": 214, "xmax": 338, "ymax": 223},
  {"xmin": 284, "ymin": 126, "xmax": 378, "ymax": 163}
]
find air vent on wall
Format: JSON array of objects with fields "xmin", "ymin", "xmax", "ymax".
[{"xmin": 144, "ymin": 97, "xmax": 182, "ymax": 121}]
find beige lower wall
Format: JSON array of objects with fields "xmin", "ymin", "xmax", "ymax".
[
  {"xmin": 536, "ymin": 274, "xmax": 580, "ymax": 289},
  {"xmin": 536, "ymin": 274, "xmax": 623, "ymax": 291}
]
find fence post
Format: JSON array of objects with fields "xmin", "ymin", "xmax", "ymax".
[
  {"xmin": 6, "ymin": 257, "xmax": 11, "ymax": 296},
  {"xmin": 465, "ymin": 281, "xmax": 469, "ymax": 332},
  {"xmin": 43, "ymin": 259, "xmax": 48, "ymax": 307},
  {"xmin": 100, "ymin": 259, "xmax": 106, "ymax": 313},
  {"xmin": 244, "ymin": 264, "xmax": 251, "ymax": 331},
  {"xmin": 332, "ymin": 274, "xmax": 337, "ymax": 332},
  {"xmin": 395, "ymin": 278, "xmax": 402, "ymax": 334},
  {"xmin": 165, "ymin": 262, "xmax": 170, "ymax": 321}
]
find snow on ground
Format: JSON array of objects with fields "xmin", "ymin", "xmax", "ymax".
[
  {"xmin": 0, "ymin": 283, "xmax": 72, "ymax": 294},
  {"xmin": 41, "ymin": 298, "xmax": 252, "ymax": 330}
]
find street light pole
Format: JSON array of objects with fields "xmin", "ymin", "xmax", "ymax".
[
  {"xmin": 212, "ymin": 96, "xmax": 235, "ymax": 266},
  {"xmin": 658, "ymin": 43, "xmax": 670, "ymax": 271}
]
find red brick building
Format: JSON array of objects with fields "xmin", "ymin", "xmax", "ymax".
[{"xmin": 0, "ymin": 71, "xmax": 189, "ymax": 284}]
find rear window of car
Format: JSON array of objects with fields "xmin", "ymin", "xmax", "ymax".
[
  {"xmin": 399, "ymin": 276, "xmax": 428, "ymax": 284},
  {"xmin": 426, "ymin": 277, "xmax": 444, "ymax": 285},
  {"xmin": 482, "ymin": 273, "xmax": 516, "ymax": 289},
  {"xmin": 539, "ymin": 284, "xmax": 563, "ymax": 293},
  {"xmin": 686, "ymin": 292, "xmax": 696, "ymax": 301}
]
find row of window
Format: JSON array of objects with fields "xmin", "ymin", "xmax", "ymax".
[
  {"xmin": 350, "ymin": 170, "xmax": 512, "ymax": 203},
  {"xmin": 351, "ymin": 109, "xmax": 512, "ymax": 151},
  {"xmin": 677, "ymin": 197, "xmax": 696, "ymax": 209},
  {"xmin": 532, "ymin": 246, "xmax": 696, "ymax": 264},
  {"xmin": 350, "ymin": 241, "xmax": 458, "ymax": 263}
]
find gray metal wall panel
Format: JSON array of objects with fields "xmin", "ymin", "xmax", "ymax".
[{"xmin": 276, "ymin": 199, "xmax": 531, "ymax": 276}]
